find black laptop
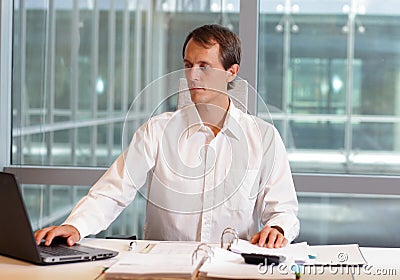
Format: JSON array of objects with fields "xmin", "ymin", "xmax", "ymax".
[{"xmin": 0, "ymin": 171, "xmax": 118, "ymax": 265}]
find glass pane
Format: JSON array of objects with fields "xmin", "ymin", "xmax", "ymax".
[
  {"xmin": 21, "ymin": 184, "xmax": 90, "ymax": 230},
  {"xmin": 21, "ymin": 184, "xmax": 146, "ymax": 239},
  {"xmin": 12, "ymin": 0, "xmax": 240, "ymax": 167},
  {"xmin": 297, "ymin": 192, "xmax": 400, "ymax": 247},
  {"xmin": 259, "ymin": 0, "xmax": 400, "ymax": 175}
]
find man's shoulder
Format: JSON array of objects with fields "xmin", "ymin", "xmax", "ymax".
[
  {"xmin": 237, "ymin": 110, "xmax": 275, "ymax": 132},
  {"xmin": 150, "ymin": 111, "xmax": 175, "ymax": 120},
  {"xmin": 145, "ymin": 110, "xmax": 189, "ymax": 131},
  {"xmin": 146, "ymin": 111, "xmax": 175, "ymax": 124}
]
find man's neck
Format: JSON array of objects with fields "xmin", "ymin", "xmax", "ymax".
[{"xmin": 195, "ymin": 96, "xmax": 230, "ymax": 136}]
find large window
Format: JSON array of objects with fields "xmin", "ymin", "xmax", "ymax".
[
  {"xmin": 258, "ymin": 0, "xmax": 400, "ymax": 246},
  {"xmin": 12, "ymin": 0, "xmax": 239, "ymax": 167},
  {"xmin": 259, "ymin": 0, "xmax": 400, "ymax": 175}
]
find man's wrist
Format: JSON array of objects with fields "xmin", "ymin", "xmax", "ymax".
[{"xmin": 271, "ymin": 225, "xmax": 284, "ymax": 235}]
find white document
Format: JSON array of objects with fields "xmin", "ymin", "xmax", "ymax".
[
  {"xmin": 306, "ymin": 244, "xmax": 367, "ymax": 266},
  {"xmin": 105, "ymin": 242, "xmax": 203, "ymax": 279}
]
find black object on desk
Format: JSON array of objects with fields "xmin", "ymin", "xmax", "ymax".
[
  {"xmin": 241, "ymin": 253, "xmax": 286, "ymax": 265},
  {"xmin": 105, "ymin": 235, "xmax": 137, "ymax": 240}
]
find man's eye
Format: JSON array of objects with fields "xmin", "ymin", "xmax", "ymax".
[{"xmin": 200, "ymin": 66, "xmax": 209, "ymax": 71}]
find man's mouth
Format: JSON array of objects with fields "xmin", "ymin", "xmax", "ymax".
[
  {"xmin": 188, "ymin": 83, "xmax": 205, "ymax": 90},
  {"xmin": 190, "ymin": 87, "xmax": 204, "ymax": 91}
]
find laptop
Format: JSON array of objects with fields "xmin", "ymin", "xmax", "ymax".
[{"xmin": 0, "ymin": 171, "xmax": 118, "ymax": 265}]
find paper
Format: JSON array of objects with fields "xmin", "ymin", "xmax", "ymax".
[
  {"xmin": 149, "ymin": 241, "xmax": 200, "ymax": 254},
  {"xmin": 306, "ymin": 244, "xmax": 367, "ymax": 266},
  {"xmin": 105, "ymin": 242, "xmax": 203, "ymax": 279}
]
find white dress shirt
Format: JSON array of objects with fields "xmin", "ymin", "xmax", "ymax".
[{"xmin": 64, "ymin": 102, "xmax": 300, "ymax": 243}]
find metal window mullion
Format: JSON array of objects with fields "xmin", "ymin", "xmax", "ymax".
[
  {"xmin": 281, "ymin": 11, "xmax": 291, "ymax": 145},
  {"xmin": 133, "ymin": 1, "xmax": 142, "ymax": 129},
  {"xmin": 90, "ymin": 0, "xmax": 99, "ymax": 166},
  {"xmin": 5, "ymin": 165, "xmax": 400, "ymax": 195},
  {"xmin": 144, "ymin": 0, "xmax": 153, "ymax": 113},
  {"xmin": 45, "ymin": 0, "xmax": 56, "ymax": 165},
  {"xmin": 344, "ymin": 1, "xmax": 356, "ymax": 168},
  {"xmin": 14, "ymin": 114, "xmax": 145, "ymax": 136},
  {"xmin": 70, "ymin": 0, "xmax": 79, "ymax": 165},
  {"xmin": 0, "ymin": 0, "xmax": 13, "ymax": 169},
  {"xmin": 396, "ymin": 72, "xmax": 400, "ymax": 150},
  {"xmin": 107, "ymin": 1, "xmax": 116, "ymax": 161},
  {"xmin": 151, "ymin": 4, "xmax": 165, "ymax": 111},
  {"xmin": 121, "ymin": 0, "xmax": 130, "ymax": 149},
  {"xmin": 19, "ymin": 0, "xmax": 27, "ymax": 164}
]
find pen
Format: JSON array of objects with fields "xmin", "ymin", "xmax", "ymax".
[
  {"xmin": 128, "ymin": 241, "xmax": 137, "ymax": 251},
  {"xmin": 140, "ymin": 243, "xmax": 155, "ymax": 253}
]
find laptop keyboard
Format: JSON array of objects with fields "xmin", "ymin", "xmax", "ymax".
[{"xmin": 39, "ymin": 245, "xmax": 89, "ymax": 256}]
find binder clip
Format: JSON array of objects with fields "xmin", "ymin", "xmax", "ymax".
[{"xmin": 220, "ymin": 227, "xmax": 239, "ymax": 250}]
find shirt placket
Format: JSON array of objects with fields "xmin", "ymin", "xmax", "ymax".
[{"xmin": 200, "ymin": 128, "xmax": 216, "ymax": 242}]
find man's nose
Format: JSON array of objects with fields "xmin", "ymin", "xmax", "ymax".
[{"xmin": 186, "ymin": 66, "xmax": 201, "ymax": 81}]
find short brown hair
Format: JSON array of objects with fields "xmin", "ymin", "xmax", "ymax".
[{"xmin": 182, "ymin": 24, "xmax": 241, "ymax": 70}]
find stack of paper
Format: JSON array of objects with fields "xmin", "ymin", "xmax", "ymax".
[
  {"xmin": 105, "ymin": 242, "xmax": 203, "ymax": 279},
  {"xmin": 104, "ymin": 239, "xmax": 366, "ymax": 279}
]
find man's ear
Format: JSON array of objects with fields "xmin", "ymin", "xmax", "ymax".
[{"xmin": 226, "ymin": 64, "xmax": 240, "ymax": 83}]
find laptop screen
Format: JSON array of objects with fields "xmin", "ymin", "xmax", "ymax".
[{"xmin": 0, "ymin": 172, "xmax": 42, "ymax": 263}]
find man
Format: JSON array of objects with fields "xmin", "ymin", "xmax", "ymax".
[{"xmin": 35, "ymin": 24, "xmax": 299, "ymax": 248}]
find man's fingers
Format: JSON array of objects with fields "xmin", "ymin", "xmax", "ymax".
[
  {"xmin": 44, "ymin": 226, "xmax": 70, "ymax": 246},
  {"xmin": 43, "ymin": 228, "xmax": 61, "ymax": 246},
  {"xmin": 252, "ymin": 226, "xmax": 288, "ymax": 248},
  {"xmin": 258, "ymin": 226, "xmax": 272, "ymax": 247},
  {"xmin": 274, "ymin": 233, "xmax": 286, "ymax": 248},
  {"xmin": 250, "ymin": 232, "xmax": 260, "ymax": 244},
  {"xmin": 282, "ymin": 237, "xmax": 288, "ymax": 247},
  {"xmin": 34, "ymin": 226, "xmax": 56, "ymax": 245},
  {"xmin": 34, "ymin": 225, "xmax": 80, "ymax": 246},
  {"xmin": 266, "ymin": 230, "xmax": 278, "ymax": 248},
  {"xmin": 67, "ymin": 235, "xmax": 77, "ymax": 246}
]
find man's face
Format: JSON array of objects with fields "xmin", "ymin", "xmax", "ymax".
[{"xmin": 183, "ymin": 38, "xmax": 231, "ymax": 105}]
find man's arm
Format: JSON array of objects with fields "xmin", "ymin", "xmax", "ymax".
[
  {"xmin": 34, "ymin": 121, "xmax": 157, "ymax": 246},
  {"xmin": 251, "ymin": 126, "xmax": 300, "ymax": 248}
]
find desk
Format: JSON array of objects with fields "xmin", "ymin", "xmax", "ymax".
[{"xmin": 0, "ymin": 239, "xmax": 399, "ymax": 280}]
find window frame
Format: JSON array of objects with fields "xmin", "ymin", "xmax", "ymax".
[{"xmin": 0, "ymin": 0, "xmax": 12, "ymax": 170}]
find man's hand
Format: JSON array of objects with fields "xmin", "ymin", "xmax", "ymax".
[
  {"xmin": 34, "ymin": 225, "xmax": 80, "ymax": 247},
  {"xmin": 250, "ymin": 225, "xmax": 288, "ymax": 248}
]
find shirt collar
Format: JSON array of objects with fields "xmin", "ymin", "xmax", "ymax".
[
  {"xmin": 221, "ymin": 101, "xmax": 242, "ymax": 140},
  {"xmin": 182, "ymin": 99, "xmax": 242, "ymax": 140}
]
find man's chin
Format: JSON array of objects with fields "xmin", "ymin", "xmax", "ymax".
[{"xmin": 190, "ymin": 96, "xmax": 205, "ymax": 104}]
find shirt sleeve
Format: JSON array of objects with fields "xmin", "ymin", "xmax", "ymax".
[
  {"xmin": 259, "ymin": 126, "xmax": 300, "ymax": 243},
  {"xmin": 62, "ymin": 121, "xmax": 157, "ymax": 240}
]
